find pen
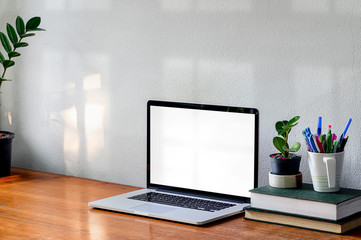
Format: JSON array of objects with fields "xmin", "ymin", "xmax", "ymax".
[
  {"xmin": 338, "ymin": 133, "xmax": 344, "ymax": 152},
  {"xmin": 315, "ymin": 135, "xmax": 325, "ymax": 153},
  {"xmin": 302, "ymin": 131, "xmax": 312, "ymax": 152},
  {"xmin": 333, "ymin": 140, "xmax": 338, "ymax": 153},
  {"xmin": 340, "ymin": 136, "xmax": 349, "ymax": 152},
  {"xmin": 326, "ymin": 125, "xmax": 332, "ymax": 153},
  {"xmin": 343, "ymin": 118, "xmax": 352, "ymax": 136},
  {"xmin": 307, "ymin": 133, "xmax": 318, "ymax": 152},
  {"xmin": 317, "ymin": 117, "xmax": 322, "ymax": 137},
  {"xmin": 312, "ymin": 134, "xmax": 320, "ymax": 153}
]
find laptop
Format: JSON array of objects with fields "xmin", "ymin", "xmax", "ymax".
[{"xmin": 88, "ymin": 100, "xmax": 259, "ymax": 225}]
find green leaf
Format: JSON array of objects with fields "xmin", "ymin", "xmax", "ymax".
[
  {"xmin": 26, "ymin": 17, "xmax": 41, "ymax": 31},
  {"xmin": 27, "ymin": 28, "xmax": 45, "ymax": 32},
  {"xmin": 0, "ymin": 77, "xmax": 11, "ymax": 82},
  {"xmin": 282, "ymin": 142, "xmax": 301, "ymax": 153},
  {"xmin": 282, "ymin": 123, "xmax": 298, "ymax": 131},
  {"xmin": 14, "ymin": 42, "xmax": 28, "ymax": 48},
  {"xmin": 288, "ymin": 116, "xmax": 300, "ymax": 125},
  {"xmin": 8, "ymin": 51, "xmax": 20, "ymax": 58},
  {"xmin": 273, "ymin": 137, "xmax": 285, "ymax": 156},
  {"xmin": 16, "ymin": 16, "xmax": 25, "ymax": 36},
  {"xmin": 20, "ymin": 33, "xmax": 35, "ymax": 38},
  {"xmin": 275, "ymin": 120, "xmax": 288, "ymax": 137},
  {"xmin": 0, "ymin": 32, "xmax": 12, "ymax": 53},
  {"xmin": 0, "ymin": 51, "xmax": 4, "ymax": 63},
  {"xmin": 6, "ymin": 23, "xmax": 18, "ymax": 44},
  {"xmin": 2, "ymin": 60, "xmax": 15, "ymax": 68}
]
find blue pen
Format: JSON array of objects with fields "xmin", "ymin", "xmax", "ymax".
[
  {"xmin": 302, "ymin": 131, "xmax": 312, "ymax": 152},
  {"xmin": 317, "ymin": 117, "xmax": 322, "ymax": 137},
  {"xmin": 343, "ymin": 118, "xmax": 352, "ymax": 136},
  {"xmin": 307, "ymin": 132, "xmax": 318, "ymax": 152},
  {"xmin": 338, "ymin": 118, "xmax": 352, "ymax": 152}
]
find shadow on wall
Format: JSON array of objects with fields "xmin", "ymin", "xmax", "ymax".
[{"xmin": 2, "ymin": 0, "xmax": 361, "ymax": 187}]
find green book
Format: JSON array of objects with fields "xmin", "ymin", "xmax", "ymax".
[
  {"xmin": 249, "ymin": 183, "xmax": 361, "ymax": 221},
  {"xmin": 244, "ymin": 206, "xmax": 361, "ymax": 235}
]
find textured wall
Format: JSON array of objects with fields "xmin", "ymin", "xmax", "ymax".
[{"xmin": 1, "ymin": 0, "xmax": 361, "ymax": 189}]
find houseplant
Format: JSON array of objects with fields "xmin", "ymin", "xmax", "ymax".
[
  {"xmin": 270, "ymin": 116, "xmax": 301, "ymax": 175},
  {"xmin": 0, "ymin": 16, "xmax": 45, "ymax": 176}
]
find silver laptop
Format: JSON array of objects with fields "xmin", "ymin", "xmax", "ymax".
[{"xmin": 89, "ymin": 100, "xmax": 259, "ymax": 225}]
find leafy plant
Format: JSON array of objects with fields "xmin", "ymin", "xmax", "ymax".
[
  {"xmin": 0, "ymin": 16, "xmax": 45, "ymax": 88},
  {"xmin": 273, "ymin": 116, "xmax": 301, "ymax": 158}
]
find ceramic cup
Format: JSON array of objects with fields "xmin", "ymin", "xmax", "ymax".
[{"xmin": 307, "ymin": 151, "xmax": 344, "ymax": 192}]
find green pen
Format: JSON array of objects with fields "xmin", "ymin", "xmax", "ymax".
[
  {"xmin": 326, "ymin": 125, "xmax": 332, "ymax": 153},
  {"xmin": 333, "ymin": 140, "xmax": 338, "ymax": 153}
]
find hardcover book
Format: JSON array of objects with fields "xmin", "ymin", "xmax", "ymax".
[
  {"xmin": 249, "ymin": 184, "xmax": 361, "ymax": 220},
  {"xmin": 244, "ymin": 207, "xmax": 361, "ymax": 234}
]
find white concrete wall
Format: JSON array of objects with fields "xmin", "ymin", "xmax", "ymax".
[{"xmin": 1, "ymin": 0, "xmax": 361, "ymax": 189}]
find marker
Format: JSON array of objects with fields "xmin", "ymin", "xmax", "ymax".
[
  {"xmin": 332, "ymin": 133, "xmax": 337, "ymax": 141},
  {"xmin": 317, "ymin": 117, "xmax": 322, "ymax": 137}
]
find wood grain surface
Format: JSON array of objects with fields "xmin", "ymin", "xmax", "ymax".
[{"xmin": 0, "ymin": 168, "xmax": 360, "ymax": 240}]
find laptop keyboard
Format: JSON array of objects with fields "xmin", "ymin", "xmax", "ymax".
[{"xmin": 128, "ymin": 192, "xmax": 236, "ymax": 212}]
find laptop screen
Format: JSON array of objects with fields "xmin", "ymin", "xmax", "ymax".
[{"xmin": 147, "ymin": 101, "xmax": 258, "ymax": 200}]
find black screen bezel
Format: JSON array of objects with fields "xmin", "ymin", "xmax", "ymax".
[{"xmin": 147, "ymin": 100, "xmax": 259, "ymax": 203}]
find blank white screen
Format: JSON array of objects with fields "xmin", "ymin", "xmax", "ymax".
[{"xmin": 150, "ymin": 106, "xmax": 255, "ymax": 197}]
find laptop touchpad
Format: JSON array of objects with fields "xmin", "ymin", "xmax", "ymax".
[{"xmin": 130, "ymin": 204, "xmax": 176, "ymax": 214}]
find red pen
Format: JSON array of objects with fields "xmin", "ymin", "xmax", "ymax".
[{"xmin": 315, "ymin": 135, "xmax": 325, "ymax": 153}]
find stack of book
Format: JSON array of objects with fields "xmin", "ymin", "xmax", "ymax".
[{"xmin": 245, "ymin": 183, "xmax": 361, "ymax": 234}]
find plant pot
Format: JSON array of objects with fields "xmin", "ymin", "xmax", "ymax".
[
  {"xmin": 270, "ymin": 153, "xmax": 301, "ymax": 175},
  {"xmin": 0, "ymin": 131, "xmax": 15, "ymax": 177}
]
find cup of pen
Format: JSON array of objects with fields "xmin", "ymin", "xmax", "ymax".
[
  {"xmin": 307, "ymin": 151, "xmax": 344, "ymax": 192},
  {"xmin": 305, "ymin": 117, "xmax": 351, "ymax": 192}
]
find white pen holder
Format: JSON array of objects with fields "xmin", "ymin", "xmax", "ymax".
[{"xmin": 307, "ymin": 151, "xmax": 344, "ymax": 192}]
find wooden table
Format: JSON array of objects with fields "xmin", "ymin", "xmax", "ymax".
[{"xmin": 0, "ymin": 168, "xmax": 360, "ymax": 239}]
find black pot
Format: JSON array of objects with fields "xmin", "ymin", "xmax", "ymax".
[
  {"xmin": 0, "ymin": 131, "xmax": 15, "ymax": 177},
  {"xmin": 270, "ymin": 153, "xmax": 301, "ymax": 175}
]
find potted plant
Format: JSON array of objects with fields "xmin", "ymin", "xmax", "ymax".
[
  {"xmin": 270, "ymin": 116, "xmax": 301, "ymax": 175},
  {"xmin": 0, "ymin": 16, "xmax": 45, "ymax": 177}
]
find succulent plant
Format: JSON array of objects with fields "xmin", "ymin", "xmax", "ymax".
[
  {"xmin": 0, "ymin": 16, "xmax": 45, "ymax": 88},
  {"xmin": 273, "ymin": 116, "xmax": 301, "ymax": 158}
]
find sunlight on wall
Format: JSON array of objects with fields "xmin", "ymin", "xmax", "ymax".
[
  {"xmin": 61, "ymin": 105, "xmax": 79, "ymax": 153},
  {"xmin": 85, "ymin": 104, "xmax": 104, "ymax": 158},
  {"xmin": 4, "ymin": 112, "xmax": 12, "ymax": 126},
  {"xmin": 83, "ymin": 74, "xmax": 102, "ymax": 91},
  {"xmin": 61, "ymin": 105, "xmax": 80, "ymax": 175}
]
